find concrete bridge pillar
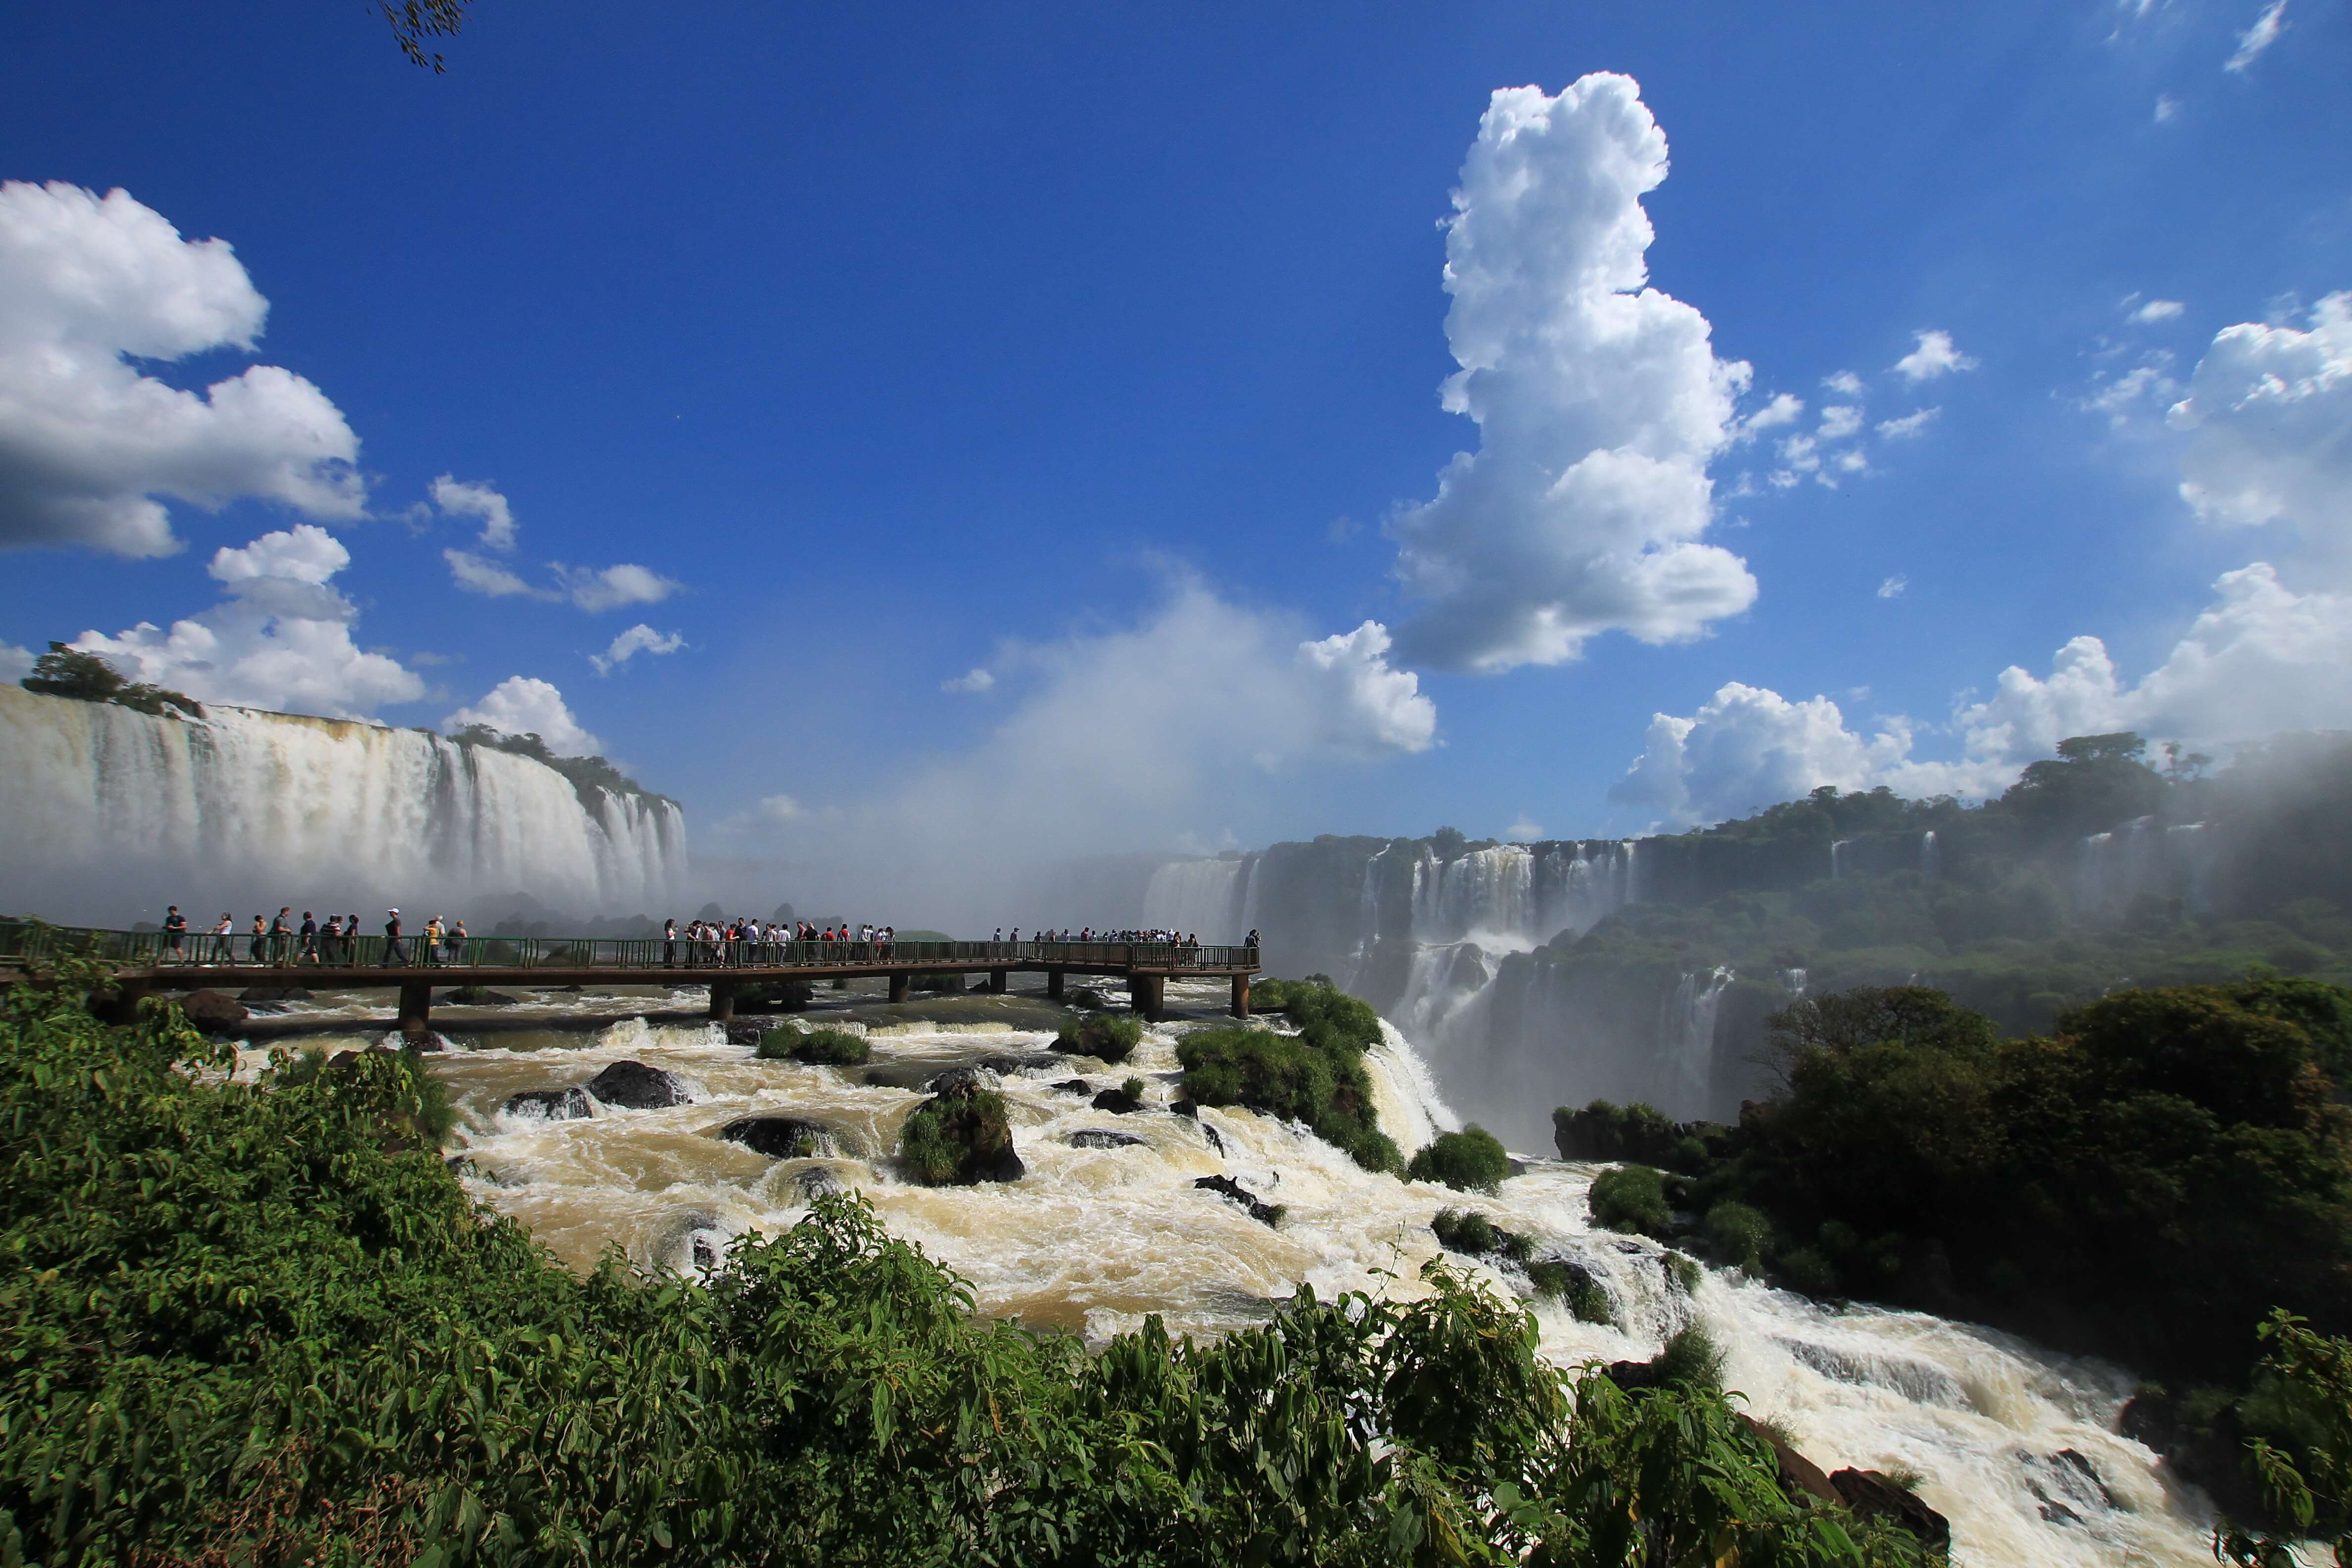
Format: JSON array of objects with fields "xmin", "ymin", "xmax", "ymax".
[
  {"xmin": 1129, "ymin": 973, "xmax": 1165, "ymax": 1022},
  {"xmin": 986, "ymin": 970, "xmax": 1007, "ymax": 994},
  {"xmin": 398, "ymin": 981, "xmax": 433, "ymax": 1040},
  {"xmin": 1045, "ymin": 968, "xmax": 1065, "ymax": 1001},
  {"xmin": 888, "ymin": 973, "xmax": 910, "ymax": 1004},
  {"xmin": 1230, "ymin": 975, "xmax": 1250, "ymax": 1019},
  {"xmin": 708, "ymin": 980, "xmax": 737, "ymax": 1023}
]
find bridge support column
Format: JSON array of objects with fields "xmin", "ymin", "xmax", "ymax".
[
  {"xmin": 888, "ymin": 972, "xmax": 910, "ymax": 1004},
  {"xmin": 986, "ymin": 970, "xmax": 1007, "ymax": 994},
  {"xmin": 1230, "ymin": 974, "xmax": 1250, "ymax": 1019},
  {"xmin": 1129, "ymin": 973, "xmax": 1165, "ymax": 1022},
  {"xmin": 1045, "ymin": 968, "xmax": 1064, "ymax": 1001},
  {"xmin": 708, "ymin": 980, "xmax": 737, "ymax": 1023},
  {"xmin": 398, "ymin": 980, "xmax": 433, "ymax": 1040}
]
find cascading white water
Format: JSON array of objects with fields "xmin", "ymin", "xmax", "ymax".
[
  {"xmin": 1831, "ymin": 839, "xmax": 1850, "ymax": 881},
  {"xmin": 1661, "ymin": 966, "xmax": 1733, "ymax": 1105},
  {"xmin": 1342, "ymin": 845, "xmax": 1390, "ymax": 991},
  {"xmin": 0, "ymin": 686, "xmax": 686, "ymax": 920},
  {"xmin": 1781, "ymin": 966, "xmax": 1809, "ymax": 996},
  {"xmin": 1921, "ymin": 830, "xmax": 1941, "ymax": 880},
  {"xmin": 1409, "ymin": 844, "xmax": 1539, "ymax": 945},
  {"xmin": 1140, "ymin": 856, "xmax": 1253, "ymax": 939},
  {"xmin": 255, "ymin": 983, "xmax": 2222, "ymax": 1568}
]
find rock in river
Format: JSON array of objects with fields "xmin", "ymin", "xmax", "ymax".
[
  {"xmin": 505, "ymin": 1087, "xmax": 592, "ymax": 1121},
  {"xmin": 717, "ymin": 1116, "xmax": 838, "ymax": 1159},
  {"xmin": 584, "ymin": 1060, "xmax": 690, "ymax": 1109}
]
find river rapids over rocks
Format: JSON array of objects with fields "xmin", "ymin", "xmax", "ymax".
[{"xmin": 230, "ymin": 978, "xmax": 2217, "ymax": 1567}]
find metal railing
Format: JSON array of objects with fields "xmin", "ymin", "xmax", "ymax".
[{"xmin": 0, "ymin": 920, "xmax": 1259, "ymax": 975}]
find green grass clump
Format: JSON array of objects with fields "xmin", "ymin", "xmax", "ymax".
[
  {"xmin": 1665, "ymin": 1251, "xmax": 1704, "ymax": 1296},
  {"xmin": 1653, "ymin": 1325, "xmax": 1728, "ymax": 1393},
  {"xmin": 1431, "ymin": 1206, "xmax": 1501, "ymax": 1255},
  {"xmin": 1589, "ymin": 1164, "xmax": 1674, "ymax": 1237},
  {"xmin": 1407, "ymin": 1126, "xmax": 1513, "ymax": 1194},
  {"xmin": 0, "ymin": 959, "xmax": 1953, "ymax": 1567},
  {"xmin": 757, "ymin": 1025, "xmax": 872, "ymax": 1065},
  {"xmin": 1054, "ymin": 1014, "xmax": 1142, "ymax": 1063}
]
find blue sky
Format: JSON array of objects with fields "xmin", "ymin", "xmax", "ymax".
[{"xmin": 2, "ymin": 0, "xmax": 2348, "ymax": 875}]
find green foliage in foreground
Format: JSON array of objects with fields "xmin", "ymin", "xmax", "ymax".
[
  {"xmin": 1054, "ymin": 1013, "xmax": 1142, "ymax": 1063},
  {"xmin": 757, "ymin": 1024, "xmax": 871, "ymax": 1065},
  {"xmin": 0, "ymin": 971, "xmax": 1936, "ymax": 1567},
  {"xmin": 1409, "ymin": 1126, "xmax": 1515, "ymax": 1194},
  {"xmin": 2220, "ymin": 1311, "xmax": 2352, "ymax": 1565},
  {"xmin": 1178, "ymin": 1023, "xmax": 1403, "ymax": 1174},
  {"xmin": 1614, "ymin": 979, "xmax": 2352, "ymax": 1385}
]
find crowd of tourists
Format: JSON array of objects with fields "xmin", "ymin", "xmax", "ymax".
[
  {"xmin": 151, "ymin": 903, "xmax": 1264, "ymax": 971},
  {"xmin": 155, "ymin": 905, "xmax": 469, "ymax": 966}
]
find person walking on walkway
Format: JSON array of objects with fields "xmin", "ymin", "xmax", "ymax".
[
  {"xmin": 268, "ymin": 908, "xmax": 291, "ymax": 965},
  {"xmin": 298, "ymin": 911, "xmax": 318, "ymax": 964},
  {"xmin": 446, "ymin": 919, "xmax": 467, "ymax": 963},
  {"xmin": 664, "ymin": 918, "xmax": 677, "ymax": 968},
  {"xmin": 247, "ymin": 915, "xmax": 267, "ymax": 964},
  {"xmin": 382, "ymin": 909, "xmax": 407, "ymax": 967},
  {"xmin": 208, "ymin": 913, "xmax": 233, "ymax": 964},
  {"xmin": 162, "ymin": 905, "xmax": 186, "ymax": 961}
]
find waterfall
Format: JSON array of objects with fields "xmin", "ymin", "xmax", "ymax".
[
  {"xmin": 1414, "ymin": 844, "xmax": 1537, "ymax": 945},
  {"xmin": 1141, "ymin": 856, "xmax": 1252, "ymax": 938},
  {"xmin": 0, "ymin": 686, "xmax": 686, "ymax": 921},
  {"xmin": 2169, "ymin": 822, "xmax": 2214, "ymax": 914},
  {"xmin": 1661, "ymin": 967, "xmax": 1734, "ymax": 1106},
  {"xmin": 1920, "ymin": 830, "xmax": 1940, "ymax": 881},
  {"xmin": 1830, "ymin": 839, "xmax": 1850, "ymax": 881},
  {"xmin": 1781, "ymin": 967, "xmax": 1808, "ymax": 996},
  {"xmin": 1343, "ymin": 846, "xmax": 1390, "ymax": 990},
  {"xmin": 2075, "ymin": 832, "xmax": 2114, "ymax": 911}
]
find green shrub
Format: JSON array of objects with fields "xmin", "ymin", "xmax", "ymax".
[
  {"xmin": 1552, "ymin": 1099, "xmax": 1680, "ymax": 1163},
  {"xmin": 1664, "ymin": 1251, "xmax": 1704, "ymax": 1296},
  {"xmin": 1055, "ymin": 1014, "xmax": 1142, "ymax": 1063},
  {"xmin": 1777, "ymin": 1247, "xmax": 1841, "ymax": 1297},
  {"xmin": 1589, "ymin": 1165, "xmax": 1673, "ymax": 1237},
  {"xmin": 0, "ymin": 966, "xmax": 1930, "ymax": 1568},
  {"xmin": 1177, "ymin": 1019, "xmax": 1400, "ymax": 1172},
  {"xmin": 1431, "ymin": 1207, "xmax": 1500, "ymax": 1255},
  {"xmin": 1704, "ymin": 1201, "xmax": 1773, "ymax": 1271},
  {"xmin": 1121, "ymin": 1076, "xmax": 1147, "ymax": 1103},
  {"xmin": 1407, "ymin": 1126, "xmax": 1513, "ymax": 1193},
  {"xmin": 1652, "ymin": 1324, "xmax": 1728, "ymax": 1393}
]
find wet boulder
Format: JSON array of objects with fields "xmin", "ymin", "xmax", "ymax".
[
  {"xmin": 794, "ymin": 1165, "xmax": 846, "ymax": 1201},
  {"xmin": 585, "ymin": 1060, "xmax": 691, "ymax": 1109},
  {"xmin": 504, "ymin": 1087, "xmax": 592, "ymax": 1121},
  {"xmin": 723, "ymin": 1023, "xmax": 767, "ymax": 1048},
  {"xmin": 239, "ymin": 985, "xmax": 313, "ymax": 1003},
  {"xmin": 1066, "ymin": 1128, "xmax": 1147, "ymax": 1150},
  {"xmin": 718, "ymin": 1116, "xmax": 836, "ymax": 1159},
  {"xmin": 1194, "ymin": 1174, "xmax": 1282, "ymax": 1226},
  {"xmin": 1051, "ymin": 1078, "xmax": 1094, "ymax": 1096},
  {"xmin": 898, "ymin": 1078, "xmax": 1024, "ymax": 1184},
  {"xmin": 178, "ymin": 989, "xmax": 248, "ymax": 1034},
  {"xmin": 1829, "ymin": 1470, "xmax": 1951, "ymax": 1553},
  {"xmin": 441, "ymin": 986, "xmax": 519, "ymax": 1006},
  {"xmin": 1091, "ymin": 1082, "xmax": 1146, "ymax": 1114}
]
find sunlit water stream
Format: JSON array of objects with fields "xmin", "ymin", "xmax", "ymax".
[{"xmin": 230, "ymin": 977, "xmax": 2218, "ymax": 1566}]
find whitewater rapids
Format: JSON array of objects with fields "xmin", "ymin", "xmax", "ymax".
[{"xmin": 246, "ymin": 979, "xmax": 2215, "ymax": 1566}]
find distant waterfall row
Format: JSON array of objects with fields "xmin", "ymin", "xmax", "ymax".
[
  {"xmin": 0, "ymin": 686, "xmax": 687, "ymax": 921},
  {"xmin": 2075, "ymin": 815, "xmax": 2216, "ymax": 914}
]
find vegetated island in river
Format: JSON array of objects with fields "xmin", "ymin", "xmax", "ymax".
[{"xmin": 7, "ymin": 945, "xmax": 2352, "ymax": 1564}]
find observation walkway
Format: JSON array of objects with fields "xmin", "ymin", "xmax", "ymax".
[{"xmin": 0, "ymin": 922, "xmax": 1260, "ymax": 1036}]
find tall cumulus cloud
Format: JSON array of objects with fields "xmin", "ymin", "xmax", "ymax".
[
  {"xmin": 0, "ymin": 183, "xmax": 365, "ymax": 558},
  {"xmin": 1389, "ymin": 74, "xmax": 1757, "ymax": 674}
]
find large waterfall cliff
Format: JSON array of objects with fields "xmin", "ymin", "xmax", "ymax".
[
  {"xmin": 0, "ymin": 686, "xmax": 686, "ymax": 922},
  {"xmin": 1143, "ymin": 798, "xmax": 2280, "ymax": 1155}
]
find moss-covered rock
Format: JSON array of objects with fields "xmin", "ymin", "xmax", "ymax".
[
  {"xmin": 898, "ymin": 1079, "xmax": 1024, "ymax": 1185},
  {"xmin": 1407, "ymin": 1126, "xmax": 1513, "ymax": 1193},
  {"xmin": 1053, "ymin": 1014, "xmax": 1142, "ymax": 1063}
]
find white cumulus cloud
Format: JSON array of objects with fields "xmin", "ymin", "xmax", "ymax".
[
  {"xmin": 430, "ymin": 475, "xmax": 517, "ymax": 551},
  {"xmin": 1893, "ymin": 330, "xmax": 1977, "ymax": 383},
  {"xmin": 1878, "ymin": 574, "xmax": 1908, "ymax": 599},
  {"xmin": 2132, "ymin": 298, "xmax": 2186, "ymax": 323},
  {"xmin": 941, "ymin": 666, "xmax": 995, "ymax": 694},
  {"xmin": 1875, "ymin": 408, "xmax": 1942, "ymax": 440},
  {"xmin": 444, "ymin": 548, "xmax": 539, "ymax": 597},
  {"xmin": 2225, "ymin": 0, "xmax": 2288, "ymax": 71},
  {"xmin": 2168, "ymin": 291, "xmax": 2350, "ymax": 549},
  {"xmin": 590, "ymin": 623, "xmax": 684, "ymax": 676},
  {"xmin": 69, "ymin": 524, "xmax": 423, "ymax": 717},
  {"xmin": 1296, "ymin": 621, "xmax": 1438, "ymax": 756},
  {"xmin": 1613, "ymin": 561, "xmax": 2352, "ymax": 825},
  {"xmin": 1388, "ymin": 74, "xmax": 1757, "ymax": 673},
  {"xmin": 0, "ymin": 182, "xmax": 366, "ymax": 559},
  {"xmin": 1823, "ymin": 370, "xmax": 1864, "ymax": 397},
  {"xmin": 444, "ymin": 675, "xmax": 602, "ymax": 757},
  {"xmin": 1734, "ymin": 392, "xmax": 1804, "ymax": 441},
  {"xmin": 554, "ymin": 562, "xmax": 681, "ymax": 612},
  {"xmin": 1818, "ymin": 405, "xmax": 1863, "ymax": 441}
]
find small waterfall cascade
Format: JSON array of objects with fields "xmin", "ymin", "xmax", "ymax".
[
  {"xmin": 1661, "ymin": 967, "xmax": 1735, "ymax": 1105},
  {"xmin": 1829, "ymin": 839, "xmax": 1850, "ymax": 881},
  {"xmin": 1781, "ymin": 967, "xmax": 1809, "ymax": 996},
  {"xmin": 0, "ymin": 686, "xmax": 686, "ymax": 919},
  {"xmin": 1141, "ymin": 856, "xmax": 1254, "ymax": 939},
  {"xmin": 1531, "ymin": 840, "xmax": 1636, "ymax": 939},
  {"xmin": 2076, "ymin": 832, "xmax": 2115, "ymax": 910},
  {"xmin": 1919, "ymin": 831, "xmax": 1940, "ymax": 881},
  {"xmin": 1342, "ymin": 846, "xmax": 1390, "ymax": 990},
  {"xmin": 2168, "ymin": 822, "xmax": 2215, "ymax": 914},
  {"xmin": 2076, "ymin": 815, "xmax": 2195, "ymax": 917}
]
